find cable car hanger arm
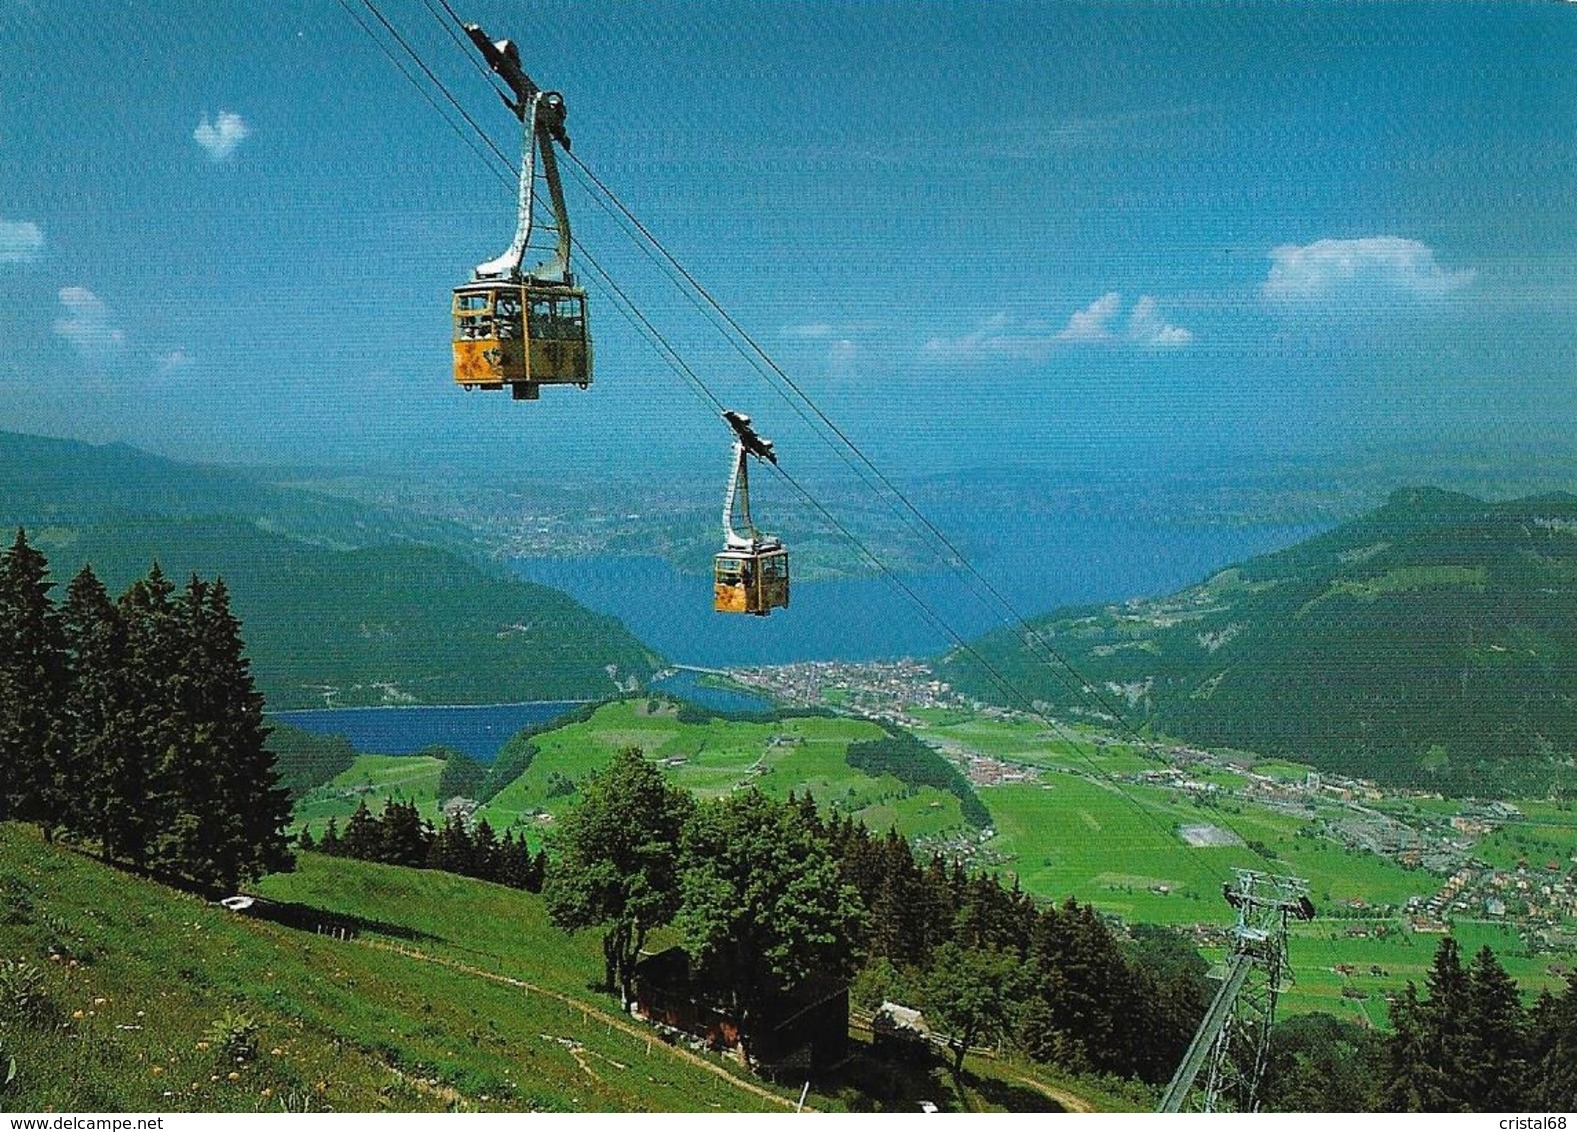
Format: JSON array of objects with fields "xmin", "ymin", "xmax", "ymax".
[{"xmin": 464, "ymin": 23, "xmax": 573, "ymax": 284}]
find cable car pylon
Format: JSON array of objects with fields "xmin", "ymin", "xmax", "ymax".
[
  {"xmin": 1157, "ymin": 869, "xmax": 1315, "ymax": 1113},
  {"xmin": 451, "ymin": 22, "xmax": 592, "ymax": 400}
]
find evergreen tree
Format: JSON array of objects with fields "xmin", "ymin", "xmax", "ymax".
[
  {"xmin": 0, "ymin": 530, "xmax": 67, "ymax": 834},
  {"xmin": 195, "ymin": 578, "xmax": 293, "ymax": 885},
  {"xmin": 318, "ymin": 816, "xmax": 342, "ymax": 856},
  {"xmin": 1382, "ymin": 937, "xmax": 1474, "ymax": 1111},
  {"xmin": 1528, "ymin": 977, "xmax": 1577, "ymax": 1111},
  {"xmin": 496, "ymin": 829, "xmax": 533, "ymax": 888},
  {"xmin": 427, "ymin": 811, "xmax": 474, "ymax": 874},
  {"xmin": 342, "ymin": 800, "xmax": 381, "ymax": 861},
  {"xmin": 297, "ymin": 825, "xmax": 316, "ymax": 851},
  {"xmin": 58, "ymin": 565, "xmax": 126, "ymax": 851},
  {"xmin": 470, "ymin": 817, "xmax": 499, "ymax": 881},
  {"xmin": 1463, "ymin": 945, "xmax": 1527, "ymax": 1110},
  {"xmin": 380, "ymin": 799, "xmax": 430, "ymax": 867},
  {"xmin": 111, "ymin": 564, "xmax": 183, "ymax": 867}
]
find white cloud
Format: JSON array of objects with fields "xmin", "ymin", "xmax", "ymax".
[
  {"xmin": 53, "ymin": 286, "xmax": 125, "ymax": 362},
  {"xmin": 193, "ymin": 110, "xmax": 251, "ymax": 162},
  {"xmin": 157, "ymin": 348, "xmax": 194, "ymax": 375},
  {"xmin": 1056, "ymin": 292, "xmax": 1121, "ymax": 342},
  {"xmin": 782, "ymin": 322, "xmax": 836, "ymax": 340},
  {"xmin": 924, "ymin": 294, "xmax": 1193, "ymax": 364},
  {"xmin": 1261, "ymin": 237, "xmax": 1474, "ymax": 303},
  {"xmin": 1126, "ymin": 296, "xmax": 1193, "ymax": 347},
  {"xmin": 0, "ymin": 218, "xmax": 43, "ymax": 263}
]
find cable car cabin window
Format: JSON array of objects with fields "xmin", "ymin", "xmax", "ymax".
[
  {"xmin": 529, "ymin": 294, "xmax": 586, "ymax": 342},
  {"xmin": 454, "ymin": 291, "xmax": 494, "ymax": 341},
  {"xmin": 494, "ymin": 293, "xmax": 522, "ymax": 340},
  {"xmin": 759, "ymin": 554, "xmax": 788, "ymax": 581},
  {"xmin": 715, "ymin": 559, "xmax": 744, "ymax": 584}
]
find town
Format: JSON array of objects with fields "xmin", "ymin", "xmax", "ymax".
[{"xmin": 727, "ymin": 657, "xmax": 1577, "ymax": 957}]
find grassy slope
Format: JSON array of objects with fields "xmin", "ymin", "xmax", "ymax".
[
  {"xmin": 290, "ymin": 755, "xmax": 449, "ymax": 833},
  {"xmin": 281, "ymin": 702, "xmax": 1568, "ymax": 1024},
  {"xmin": 0, "ymin": 826, "xmax": 795, "ymax": 1112},
  {"xmin": 470, "ymin": 700, "xmax": 961, "ymax": 841},
  {"xmin": 0, "ymin": 827, "xmax": 1136, "ymax": 1113}
]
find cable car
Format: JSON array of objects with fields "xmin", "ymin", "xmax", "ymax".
[
  {"xmin": 714, "ymin": 410, "xmax": 789, "ymax": 616},
  {"xmin": 452, "ymin": 25, "xmax": 592, "ymax": 401}
]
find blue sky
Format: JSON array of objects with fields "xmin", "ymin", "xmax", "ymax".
[{"xmin": 2, "ymin": 1, "xmax": 1574, "ymax": 485}]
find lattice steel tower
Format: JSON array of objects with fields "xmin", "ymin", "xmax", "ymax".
[{"xmin": 1157, "ymin": 869, "xmax": 1315, "ymax": 1113}]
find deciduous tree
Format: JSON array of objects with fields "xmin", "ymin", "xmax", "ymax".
[{"xmin": 545, "ymin": 747, "xmax": 694, "ymax": 1006}]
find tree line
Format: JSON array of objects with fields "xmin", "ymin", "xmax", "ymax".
[
  {"xmin": 541, "ymin": 746, "xmax": 1207, "ymax": 1082},
  {"xmin": 1261, "ymin": 935, "xmax": 1577, "ymax": 1112},
  {"xmin": 304, "ymin": 798, "xmax": 546, "ymax": 891},
  {"xmin": 0, "ymin": 530, "xmax": 293, "ymax": 893}
]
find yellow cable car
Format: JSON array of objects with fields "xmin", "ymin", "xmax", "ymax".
[
  {"xmin": 452, "ymin": 281, "xmax": 591, "ymax": 400},
  {"xmin": 452, "ymin": 25, "xmax": 592, "ymax": 401},
  {"xmin": 714, "ymin": 545, "xmax": 790, "ymax": 616},
  {"xmin": 714, "ymin": 411, "xmax": 790, "ymax": 616}
]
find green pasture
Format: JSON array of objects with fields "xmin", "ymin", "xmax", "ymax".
[
  {"xmin": 292, "ymin": 754, "xmax": 447, "ymax": 831},
  {"xmin": 1472, "ymin": 808, "xmax": 1577, "ymax": 871},
  {"xmin": 983, "ymin": 777, "xmax": 1438, "ymax": 921},
  {"xmin": 472, "ymin": 702, "xmax": 922, "ymax": 837},
  {"xmin": 0, "ymin": 825, "xmax": 788, "ymax": 1113}
]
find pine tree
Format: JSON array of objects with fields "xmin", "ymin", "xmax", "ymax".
[
  {"xmin": 342, "ymin": 800, "xmax": 380, "ymax": 861},
  {"xmin": 188, "ymin": 577, "xmax": 292, "ymax": 887},
  {"xmin": 1527, "ymin": 977, "xmax": 1577, "ymax": 1111},
  {"xmin": 59, "ymin": 565, "xmax": 126, "ymax": 851},
  {"xmin": 427, "ymin": 811, "xmax": 474, "ymax": 874},
  {"xmin": 297, "ymin": 825, "xmax": 316, "ymax": 851},
  {"xmin": 111, "ymin": 564, "xmax": 182, "ymax": 867},
  {"xmin": 380, "ymin": 799, "xmax": 430, "ymax": 867},
  {"xmin": 1463, "ymin": 945, "xmax": 1527, "ymax": 1109},
  {"xmin": 318, "ymin": 816, "xmax": 342, "ymax": 856},
  {"xmin": 0, "ymin": 529, "xmax": 67, "ymax": 835},
  {"xmin": 470, "ymin": 817, "xmax": 499, "ymax": 881},
  {"xmin": 1382, "ymin": 938, "xmax": 1472, "ymax": 1111}
]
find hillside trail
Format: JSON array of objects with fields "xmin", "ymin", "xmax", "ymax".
[
  {"xmin": 359, "ymin": 938, "xmax": 804, "ymax": 1112},
  {"xmin": 1012, "ymin": 1074, "xmax": 1094, "ymax": 1113}
]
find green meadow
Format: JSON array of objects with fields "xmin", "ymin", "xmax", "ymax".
[
  {"xmin": 281, "ymin": 698, "xmax": 1576, "ymax": 1030},
  {"xmin": 0, "ymin": 826, "xmax": 787, "ymax": 1113},
  {"xmin": 0, "ymin": 826, "xmax": 1135, "ymax": 1113}
]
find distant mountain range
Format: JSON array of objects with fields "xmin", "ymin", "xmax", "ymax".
[
  {"xmin": 0, "ymin": 431, "xmax": 661, "ymax": 708},
  {"xmin": 941, "ymin": 487, "xmax": 1577, "ymax": 794}
]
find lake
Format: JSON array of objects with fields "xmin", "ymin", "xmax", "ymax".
[
  {"xmin": 270, "ymin": 701, "xmax": 585, "ymax": 763},
  {"xmin": 513, "ymin": 518, "xmax": 1320, "ymax": 668}
]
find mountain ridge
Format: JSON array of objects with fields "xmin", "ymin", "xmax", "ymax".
[{"xmin": 940, "ymin": 486, "xmax": 1577, "ymax": 794}]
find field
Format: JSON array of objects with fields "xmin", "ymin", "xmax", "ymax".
[
  {"xmin": 291, "ymin": 755, "xmax": 448, "ymax": 832},
  {"xmin": 282, "ymin": 701, "xmax": 1577, "ymax": 1030},
  {"xmin": 0, "ymin": 825, "xmax": 1135, "ymax": 1113},
  {"xmin": 471, "ymin": 700, "xmax": 962, "ymax": 843}
]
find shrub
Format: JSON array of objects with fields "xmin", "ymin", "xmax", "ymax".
[
  {"xmin": 0, "ymin": 959, "xmax": 56, "ymax": 1026},
  {"xmin": 203, "ymin": 1006, "xmax": 261, "ymax": 1063}
]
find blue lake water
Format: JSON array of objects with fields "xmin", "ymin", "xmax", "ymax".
[
  {"xmin": 650, "ymin": 669, "xmax": 775, "ymax": 715},
  {"xmin": 270, "ymin": 701, "xmax": 584, "ymax": 763},
  {"xmin": 271, "ymin": 518, "xmax": 1319, "ymax": 758},
  {"xmin": 514, "ymin": 520, "xmax": 1320, "ymax": 669}
]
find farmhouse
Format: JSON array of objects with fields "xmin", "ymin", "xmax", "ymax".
[{"xmin": 630, "ymin": 947, "xmax": 849, "ymax": 1078}]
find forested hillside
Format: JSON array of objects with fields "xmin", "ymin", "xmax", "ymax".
[
  {"xmin": 943, "ymin": 488, "xmax": 1577, "ymax": 793},
  {"xmin": 0, "ymin": 432, "xmax": 660, "ymax": 707}
]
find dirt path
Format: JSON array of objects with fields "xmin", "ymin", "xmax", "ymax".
[
  {"xmin": 1012, "ymin": 1074, "xmax": 1095, "ymax": 1113},
  {"xmin": 359, "ymin": 938, "xmax": 804, "ymax": 1112}
]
